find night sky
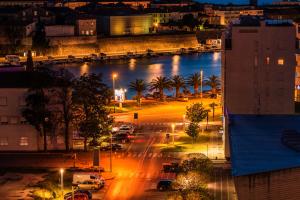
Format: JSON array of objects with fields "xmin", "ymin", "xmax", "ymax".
[{"xmin": 197, "ymin": 0, "xmax": 274, "ymax": 5}]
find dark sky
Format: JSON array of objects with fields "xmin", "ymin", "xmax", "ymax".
[{"xmin": 196, "ymin": 0, "xmax": 274, "ymax": 5}]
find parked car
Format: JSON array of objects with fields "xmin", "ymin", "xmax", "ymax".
[
  {"xmin": 64, "ymin": 190, "xmax": 92, "ymax": 200},
  {"xmin": 73, "ymin": 173, "xmax": 105, "ymax": 188},
  {"xmin": 76, "ymin": 180, "xmax": 103, "ymax": 190},
  {"xmin": 113, "ymin": 133, "xmax": 132, "ymax": 143},
  {"xmin": 157, "ymin": 180, "xmax": 173, "ymax": 191},
  {"xmin": 64, "ymin": 193, "xmax": 89, "ymax": 200},
  {"xmin": 100, "ymin": 143, "xmax": 122, "ymax": 151},
  {"xmin": 118, "ymin": 125, "xmax": 134, "ymax": 135}
]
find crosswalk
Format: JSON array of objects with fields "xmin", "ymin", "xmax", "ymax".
[{"xmin": 101, "ymin": 151, "xmax": 177, "ymax": 159}]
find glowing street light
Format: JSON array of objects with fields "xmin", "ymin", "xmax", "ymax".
[
  {"xmin": 171, "ymin": 123, "xmax": 175, "ymax": 144},
  {"xmin": 60, "ymin": 168, "xmax": 64, "ymax": 199},
  {"xmin": 112, "ymin": 73, "xmax": 118, "ymax": 98}
]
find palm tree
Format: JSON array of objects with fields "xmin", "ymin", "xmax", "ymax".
[
  {"xmin": 129, "ymin": 79, "xmax": 147, "ymax": 106},
  {"xmin": 186, "ymin": 72, "xmax": 201, "ymax": 96},
  {"xmin": 205, "ymin": 75, "xmax": 220, "ymax": 98},
  {"xmin": 149, "ymin": 76, "xmax": 172, "ymax": 101},
  {"xmin": 171, "ymin": 75, "xmax": 185, "ymax": 98},
  {"xmin": 209, "ymin": 102, "xmax": 218, "ymax": 121}
]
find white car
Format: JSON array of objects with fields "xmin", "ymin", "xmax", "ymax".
[{"xmin": 118, "ymin": 125, "xmax": 134, "ymax": 134}]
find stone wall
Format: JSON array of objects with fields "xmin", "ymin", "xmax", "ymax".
[
  {"xmin": 234, "ymin": 168, "xmax": 300, "ymax": 200},
  {"xmin": 48, "ymin": 33, "xmax": 199, "ymax": 56},
  {"xmin": 98, "ymin": 33, "xmax": 199, "ymax": 54}
]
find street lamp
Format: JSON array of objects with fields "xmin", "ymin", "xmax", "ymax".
[
  {"xmin": 200, "ymin": 69, "xmax": 203, "ymax": 99},
  {"xmin": 171, "ymin": 123, "xmax": 175, "ymax": 145},
  {"xmin": 112, "ymin": 73, "xmax": 118, "ymax": 99},
  {"xmin": 60, "ymin": 168, "xmax": 64, "ymax": 199}
]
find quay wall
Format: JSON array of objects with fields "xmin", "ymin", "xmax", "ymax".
[{"xmin": 48, "ymin": 33, "xmax": 199, "ymax": 56}]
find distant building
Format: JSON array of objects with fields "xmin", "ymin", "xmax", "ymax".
[
  {"xmin": 214, "ymin": 8, "xmax": 263, "ymax": 25},
  {"xmin": 98, "ymin": 0, "xmax": 151, "ymax": 9},
  {"xmin": 45, "ymin": 25, "xmax": 75, "ymax": 37},
  {"xmin": 0, "ymin": 0, "xmax": 47, "ymax": 7},
  {"xmin": 222, "ymin": 17, "xmax": 296, "ymax": 158},
  {"xmin": 76, "ymin": 18, "xmax": 97, "ymax": 36},
  {"xmin": 150, "ymin": 0, "xmax": 194, "ymax": 9},
  {"xmin": 0, "ymin": 71, "xmax": 72, "ymax": 151}
]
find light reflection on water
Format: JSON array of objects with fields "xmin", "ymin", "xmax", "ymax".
[{"xmin": 57, "ymin": 52, "xmax": 221, "ymax": 98}]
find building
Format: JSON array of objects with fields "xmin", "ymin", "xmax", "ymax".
[
  {"xmin": 98, "ymin": 0, "xmax": 151, "ymax": 9},
  {"xmin": 295, "ymin": 20, "xmax": 300, "ymax": 101},
  {"xmin": 0, "ymin": 71, "xmax": 72, "ymax": 151},
  {"xmin": 0, "ymin": 0, "xmax": 47, "ymax": 7},
  {"xmin": 230, "ymin": 115, "xmax": 300, "ymax": 200},
  {"xmin": 213, "ymin": 7, "xmax": 263, "ymax": 25},
  {"xmin": 45, "ymin": 25, "xmax": 75, "ymax": 37},
  {"xmin": 150, "ymin": 0, "xmax": 194, "ymax": 9},
  {"xmin": 76, "ymin": 18, "xmax": 96, "ymax": 36},
  {"xmin": 222, "ymin": 17, "xmax": 297, "ymax": 158}
]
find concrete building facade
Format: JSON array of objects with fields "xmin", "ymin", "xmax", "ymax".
[
  {"xmin": 222, "ymin": 18, "xmax": 296, "ymax": 158},
  {"xmin": 76, "ymin": 18, "xmax": 97, "ymax": 36},
  {"xmin": 214, "ymin": 9, "xmax": 263, "ymax": 25}
]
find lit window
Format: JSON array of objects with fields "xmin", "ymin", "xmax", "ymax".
[
  {"xmin": 278, "ymin": 58, "xmax": 284, "ymax": 65},
  {"xmin": 34, "ymin": 11, "xmax": 37, "ymax": 16},
  {"xmin": 0, "ymin": 97, "xmax": 7, "ymax": 106},
  {"xmin": 0, "ymin": 137, "xmax": 8, "ymax": 146},
  {"xmin": 266, "ymin": 57, "xmax": 270, "ymax": 65},
  {"xmin": 81, "ymin": 30, "xmax": 84, "ymax": 35},
  {"xmin": 86, "ymin": 30, "xmax": 89, "ymax": 35},
  {"xmin": 90, "ymin": 30, "xmax": 93, "ymax": 35},
  {"xmin": 19, "ymin": 137, "xmax": 29, "ymax": 146}
]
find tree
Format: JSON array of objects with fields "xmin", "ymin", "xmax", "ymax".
[
  {"xmin": 50, "ymin": 69, "xmax": 74, "ymax": 151},
  {"xmin": 204, "ymin": 75, "xmax": 220, "ymax": 98},
  {"xmin": 186, "ymin": 103, "xmax": 208, "ymax": 123},
  {"xmin": 171, "ymin": 75, "xmax": 185, "ymax": 98},
  {"xmin": 73, "ymin": 73, "xmax": 113, "ymax": 151},
  {"xmin": 22, "ymin": 88, "xmax": 53, "ymax": 151},
  {"xmin": 209, "ymin": 102, "xmax": 218, "ymax": 121},
  {"xmin": 149, "ymin": 76, "xmax": 172, "ymax": 101},
  {"xmin": 129, "ymin": 79, "xmax": 147, "ymax": 106},
  {"xmin": 26, "ymin": 50, "xmax": 34, "ymax": 71},
  {"xmin": 32, "ymin": 20, "xmax": 49, "ymax": 56},
  {"xmin": 186, "ymin": 73, "xmax": 201, "ymax": 96},
  {"xmin": 185, "ymin": 122, "xmax": 200, "ymax": 143}
]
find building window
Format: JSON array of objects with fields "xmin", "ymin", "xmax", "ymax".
[
  {"xmin": 81, "ymin": 30, "xmax": 84, "ymax": 35},
  {"xmin": 34, "ymin": 11, "xmax": 37, "ymax": 16},
  {"xmin": 86, "ymin": 31, "xmax": 89, "ymax": 35},
  {"xmin": 90, "ymin": 30, "xmax": 93, "ymax": 35},
  {"xmin": 19, "ymin": 137, "xmax": 29, "ymax": 146},
  {"xmin": 0, "ymin": 116, "xmax": 8, "ymax": 124},
  {"xmin": 10, "ymin": 117, "xmax": 18, "ymax": 124},
  {"xmin": 266, "ymin": 57, "xmax": 270, "ymax": 65},
  {"xmin": 0, "ymin": 137, "xmax": 8, "ymax": 146},
  {"xmin": 0, "ymin": 97, "xmax": 7, "ymax": 106},
  {"xmin": 19, "ymin": 96, "xmax": 26, "ymax": 106},
  {"xmin": 278, "ymin": 58, "xmax": 284, "ymax": 65}
]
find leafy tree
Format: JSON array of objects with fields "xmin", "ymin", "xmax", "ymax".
[
  {"xmin": 186, "ymin": 103, "xmax": 208, "ymax": 123},
  {"xmin": 50, "ymin": 69, "xmax": 74, "ymax": 151},
  {"xmin": 186, "ymin": 73, "xmax": 201, "ymax": 96},
  {"xmin": 182, "ymin": 14, "xmax": 198, "ymax": 29},
  {"xmin": 22, "ymin": 88, "xmax": 53, "ymax": 151},
  {"xmin": 32, "ymin": 20, "xmax": 49, "ymax": 56},
  {"xmin": 129, "ymin": 79, "xmax": 147, "ymax": 106},
  {"xmin": 185, "ymin": 122, "xmax": 200, "ymax": 143},
  {"xmin": 149, "ymin": 76, "xmax": 172, "ymax": 101},
  {"xmin": 205, "ymin": 75, "xmax": 220, "ymax": 98},
  {"xmin": 171, "ymin": 75, "xmax": 185, "ymax": 98},
  {"xmin": 26, "ymin": 50, "xmax": 34, "ymax": 71},
  {"xmin": 73, "ymin": 73, "xmax": 113, "ymax": 151},
  {"xmin": 209, "ymin": 102, "xmax": 218, "ymax": 121}
]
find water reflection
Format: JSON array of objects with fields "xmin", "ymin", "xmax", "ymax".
[
  {"xmin": 147, "ymin": 63, "xmax": 163, "ymax": 82},
  {"xmin": 80, "ymin": 62, "xmax": 89, "ymax": 75},
  {"xmin": 172, "ymin": 55, "xmax": 180, "ymax": 76},
  {"xmin": 129, "ymin": 58, "xmax": 136, "ymax": 71}
]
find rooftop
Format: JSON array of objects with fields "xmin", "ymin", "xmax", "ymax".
[{"xmin": 229, "ymin": 114, "xmax": 300, "ymax": 177}]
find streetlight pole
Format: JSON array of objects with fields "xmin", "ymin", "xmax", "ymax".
[
  {"xmin": 200, "ymin": 69, "xmax": 203, "ymax": 99},
  {"xmin": 171, "ymin": 123, "xmax": 175, "ymax": 145},
  {"xmin": 60, "ymin": 168, "xmax": 64, "ymax": 199},
  {"xmin": 110, "ymin": 133, "xmax": 112, "ymax": 172}
]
